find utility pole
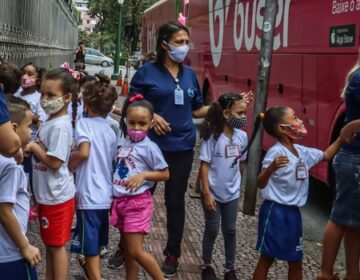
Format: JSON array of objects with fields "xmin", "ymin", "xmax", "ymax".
[
  {"xmin": 111, "ymin": 0, "xmax": 125, "ymax": 80},
  {"xmin": 243, "ymin": 0, "xmax": 278, "ymax": 215}
]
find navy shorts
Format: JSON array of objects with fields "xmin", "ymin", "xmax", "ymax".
[
  {"xmin": 70, "ymin": 209, "xmax": 109, "ymax": 256},
  {"xmin": 256, "ymin": 200, "xmax": 303, "ymax": 261},
  {"xmin": 0, "ymin": 258, "xmax": 37, "ymax": 280},
  {"xmin": 331, "ymin": 149, "xmax": 360, "ymax": 228}
]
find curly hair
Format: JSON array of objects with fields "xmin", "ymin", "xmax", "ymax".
[
  {"xmin": 0, "ymin": 60, "xmax": 21, "ymax": 94},
  {"xmin": 200, "ymin": 92, "xmax": 244, "ymax": 140},
  {"xmin": 82, "ymin": 73, "xmax": 117, "ymax": 116}
]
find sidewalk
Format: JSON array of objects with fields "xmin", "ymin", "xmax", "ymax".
[{"xmin": 27, "ymin": 144, "xmax": 324, "ymax": 280}]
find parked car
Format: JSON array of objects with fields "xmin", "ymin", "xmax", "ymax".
[
  {"xmin": 129, "ymin": 51, "xmax": 143, "ymax": 70},
  {"xmin": 84, "ymin": 48, "xmax": 113, "ymax": 67}
]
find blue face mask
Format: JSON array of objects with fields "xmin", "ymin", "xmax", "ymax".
[{"xmin": 163, "ymin": 41, "xmax": 189, "ymax": 63}]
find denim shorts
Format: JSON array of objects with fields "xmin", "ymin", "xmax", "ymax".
[{"xmin": 330, "ymin": 149, "xmax": 360, "ymax": 228}]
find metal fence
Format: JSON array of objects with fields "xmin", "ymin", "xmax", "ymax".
[{"xmin": 0, "ymin": 0, "xmax": 78, "ymax": 69}]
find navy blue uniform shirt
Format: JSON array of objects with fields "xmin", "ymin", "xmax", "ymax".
[
  {"xmin": 0, "ymin": 90, "xmax": 10, "ymax": 125},
  {"xmin": 343, "ymin": 69, "xmax": 360, "ymax": 153},
  {"xmin": 130, "ymin": 62, "xmax": 203, "ymax": 152}
]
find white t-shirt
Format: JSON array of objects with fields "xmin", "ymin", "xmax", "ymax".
[
  {"xmin": 199, "ymin": 129, "xmax": 248, "ymax": 203},
  {"xmin": 0, "ymin": 155, "xmax": 29, "ymax": 263},
  {"xmin": 113, "ymin": 137, "xmax": 168, "ymax": 197},
  {"xmin": 32, "ymin": 115, "xmax": 75, "ymax": 205},
  {"xmin": 260, "ymin": 142, "xmax": 324, "ymax": 207},
  {"xmin": 14, "ymin": 90, "xmax": 48, "ymax": 139},
  {"xmin": 75, "ymin": 117, "xmax": 117, "ymax": 209}
]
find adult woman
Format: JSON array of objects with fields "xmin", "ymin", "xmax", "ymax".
[
  {"xmin": 317, "ymin": 58, "xmax": 360, "ymax": 280},
  {"xmin": 129, "ymin": 22, "xmax": 208, "ymax": 276},
  {"xmin": 74, "ymin": 42, "xmax": 86, "ymax": 71}
]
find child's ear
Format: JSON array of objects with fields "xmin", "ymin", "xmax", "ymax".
[
  {"xmin": 277, "ymin": 124, "xmax": 287, "ymax": 134},
  {"xmin": 64, "ymin": 93, "xmax": 72, "ymax": 103},
  {"xmin": 12, "ymin": 122, "xmax": 18, "ymax": 132},
  {"xmin": 223, "ymin": 109, "xmax": 230, "ymax": 119}
]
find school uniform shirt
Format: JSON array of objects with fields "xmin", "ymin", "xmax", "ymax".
[
  {"xmin": 199, "ymin": 129, "xmax": 248, "ymax": 203},
  {"xmin": 113, "ymin": 137, "xmax": 168, "ymax": 197},
  {"xmin": 0, "ymin": 90, "xmax": 9, "ymax": 125},
  {"xmin": 261, "ymin": 142, "xmax": 324, "ymax": 207},
  {"xmin": 32, "ymin": 115, "xmax": 75, "ymax": 205},
  {"xmin": 130, "ymin": 62, "xmax": 203, "ymax": 152},
  {"xmin": 14, "ymin": 90, "xmax": 48, "ymax": 139},
  {"xmin": 0, "ymin": 155, "xmax": 29, "ymax": 263},
  {"xmin": 75, "ymin": 117, "xmax": 117, "ymax": 209}
]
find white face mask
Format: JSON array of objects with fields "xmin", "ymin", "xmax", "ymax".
[
  {"xmin": 163, "ymin": 41, "xmax": 189, "ymax": 63},
  {"xmin": 40, "ymin": 97, "xmax": 65, "ymax": 115}
]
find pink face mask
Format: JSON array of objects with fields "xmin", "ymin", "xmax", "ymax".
[
  {"xmin": 127, "ymin": 129, "xmax": 148, "ymax": 142},
  {"xmin": 21, "ymin": 74, "xmax": 37, "ymax": 89},
  {"xmin": 281, "ymin": 123, "xmax": 308, "ymax": 139}
]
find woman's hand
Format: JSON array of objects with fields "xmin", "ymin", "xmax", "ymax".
[
  {"xmin": 240, "ymin": 90, "xmax": 254, "ymax": 104},
  {"xmin": 203, "ymin": 192, "xmax": 216, "ymax": 211},
  {"xmin": 153, "ymin": 113, "xmax": 171, "ymax": 135}
]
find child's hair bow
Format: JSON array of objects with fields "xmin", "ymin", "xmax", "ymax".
[
  {"xmin": 129, "ymin": 93, "xmax": 144, "ymax": 103},
  {"xmin": 60, "ymin": 62, "xmax": 81, "ymax": 81}
]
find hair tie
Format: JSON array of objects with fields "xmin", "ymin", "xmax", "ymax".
[
  {"xmin": 60, "ymin": 62, "xmax": 81, "ymax": 81},
  {"xmin": 129, "ymin": 93, "xmax": 144, "ymax": 103},
  {"xmin": 259, "ymin": 112, "xmax": 265, "ymax": 120}
]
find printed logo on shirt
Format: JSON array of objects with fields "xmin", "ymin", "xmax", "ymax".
[
  {"xmin": 187, "ymin": 88, "xmax": 195, "ymax": 98},
  {"xmin": 33, "ymin": 162, "xmax": 47, "ymax": 172},
  {"xmin": 41, "ymin": 216, "xmax": 49, "ymax": 229},
  {"xmin": 116, "ymin": 159, "xmax": 129, "ymax": 179},
  {"xmin": 296, "ymin": 237, "xmax": 303, "ymax": 252}
]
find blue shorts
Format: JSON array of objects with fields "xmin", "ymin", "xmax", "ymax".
[
  {"xmin": 70, "ymin": 209, "xmax": 109, "ymax": 256},
  {"xmin": 331, "ymin": 149, "xmax": 360, "ymax": 228},
  {"xmin": 256, "ymin": 200, "xmax": 303, "ymax": 261},
  {"xmin": 0, "ymin": 258, "xmax": 37, "ymax": 280}
]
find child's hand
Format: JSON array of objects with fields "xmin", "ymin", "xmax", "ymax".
[
  {"xmin": 125, "ymin": 173, "xmax": 145, "ymax": 191},
  {"xmin": 14, "ymin": 148, "xmax": 24, "ymax": 165},
  {"xmin": 203, "ymin": 192, "xmax": 216, "ymax": 211},
  {"xmin": 270, "ymin": 156, "xmax": 289, "ymax": 170},
  {"xmin": 23, "ymin": 143, "xmax": 33, "ymax": 157},
  {"xmin": 20, "ymin": 243, "xmax": 41, "ymax": 267}
]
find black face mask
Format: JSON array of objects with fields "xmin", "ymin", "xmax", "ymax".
[{"xmin": 226, "ymin": 115, "xmax": 247, "ymax": 129}]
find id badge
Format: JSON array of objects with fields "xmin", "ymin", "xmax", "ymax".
[
  {"xmin": 225, "ymin": 144, "xmax": 240, "ymax": 158},
  {"xmin": 296, "ymin": 164, "xmax": 308, "ymax": 180},
  {"xmin": 118, "ymin": 147, "xmax": 132, "ymax": 158},
  {"xmin": 174, "ymin": 87, "xmax": 184, "ymax": 105}
]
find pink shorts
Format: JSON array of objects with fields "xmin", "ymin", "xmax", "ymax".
[{"xmin": 111, "ymin": 191, "xmax": 153, "ymax": 234}]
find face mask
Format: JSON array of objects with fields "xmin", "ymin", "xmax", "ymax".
[
  {"xmin": 227, "ymin": 115, "xmax": 247, "ymax": 129},
  {"xmin": 281, "ymin": 123, "xmax": 308, "ymax": 139},
  {"xmin": 127, "ymin": 129, "xmax": 148, "ymax": 142},
  {"xmin": 164, "ymin": 41, "xmax": 189, "ymax": 63},
  {"xmin": 40, "ymin": 97, "xmax": 65, "ymax": 115},
  {"xmin": 21, "ymin": 74, "xmax": 37, "ymax": 89}
]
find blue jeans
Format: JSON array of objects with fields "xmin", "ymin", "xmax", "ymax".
[
  {"xmin": 202, "ymin": 196, "xmax": 239, "ymax": 270},
  {"xmin": 331, "ymin": 148, "xmax": 360, "ymax": 228}
]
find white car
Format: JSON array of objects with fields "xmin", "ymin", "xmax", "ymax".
[{"xmin": 85, "ymin": 48, "xmax": 114, "ymax": 67}]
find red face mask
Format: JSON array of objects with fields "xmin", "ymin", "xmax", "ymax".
[{"xmin": 281, "ymin": 123, "xmax": 308, "ymax": 139}]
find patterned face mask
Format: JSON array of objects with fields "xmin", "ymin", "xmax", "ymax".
[
  {"xmin": 40, "ymin": 97, "xmax": 65, "ymax": 116},
  {"xmin": 280, "ymin": 123, "xmax": 308, "ymax": 139},
  {"xmin": 226, "ymin": 115, "xmax": 247, "ymax": 129}
]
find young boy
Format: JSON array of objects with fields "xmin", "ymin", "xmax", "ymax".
[{"xmin": 0, "ymin": 96, "xmax": 41, "ymax": 279}]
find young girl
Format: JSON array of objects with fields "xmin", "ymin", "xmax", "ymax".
[
  {"xmin": 25, "ymin": 68, "xmax": 78, "ymax": 280},
  {"xmin": 111, "ymin": 93, "xmax": 169, "ymax": 280},
  {"xmin": 251, "ymin": 106, "xmax": 343, "ymax": 280},
  {"xmin": 199, "ymin": 92, "xmax": 248, "ymax": 280},
  {"xmin": 69, "ymin": 73, "xmax": 118, "ymax": 280}
]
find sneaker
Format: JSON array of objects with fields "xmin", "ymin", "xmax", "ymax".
[
  {"xmin": 201, "ymin": 265, "xmax": 216, "ymax": 280},
  {"xmin": 224, "ymin": 269, "xmax": 237, "ymax": 280},
  {"xmin": 100, "ymin": 246, "xmax": 108, "ymax": 257},
  {"xmin": 76, "ymin": 255, "xmax": 88, "ymax": 280},
  {"xmin": 189, "ymin": 186, "xmax": 201, "ymax": 199},
  {"xmin": 107, "ymin": 248, "xmax": 125, "ymax": 270},
  {"xmin": 162, "ymin": 256, "xmax": 178, "ymax": 277}
]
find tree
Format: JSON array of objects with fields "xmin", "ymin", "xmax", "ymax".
[{"xmin": 87, "ymin": 0, "xmax": 157, "ymax": 57}]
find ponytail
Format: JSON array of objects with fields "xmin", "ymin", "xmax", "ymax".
[{"xmin": 200, "ymin": 101, "xmax": 226, "ymax": 140}]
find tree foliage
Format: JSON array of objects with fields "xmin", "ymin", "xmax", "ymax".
[{"xmin": 86, "ymin": 0, "xmax": 157, "ymax": 57}]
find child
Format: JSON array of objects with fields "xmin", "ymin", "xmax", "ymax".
[
  {"xmin": 252, "ymin": 106, "xmax": 343, "ymax": 280},
  {"xmin": 69, "ymin": 73, "xmax": 118, "ymax": 280},
  {"xmin": 24, "ymin": 68, "xmax": 78, "ymax": 280},
  {"xmin": 111, "ymin": 93, "xmax": 169, "ymax": 280},
  {"xmin": 14, "ymin": 63, "xmax": 48, "ymax": 134},
  {"xmin": 0, "ymin": 96, "xmax": 41, "ymax": 279},
  {"xmin": 199, "ymin": 92, "xmax": 248, "ymax": 280}
]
